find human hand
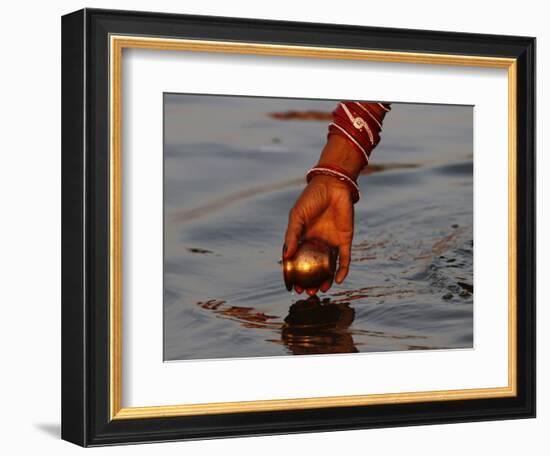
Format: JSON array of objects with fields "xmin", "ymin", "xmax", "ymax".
[
  {"xmin": 281, "ymin": 102, "xmax": 389, "ymax": 295},
  {"xmin": 283, "ymin": 174, "xmax": 354, "ymax": 296}
]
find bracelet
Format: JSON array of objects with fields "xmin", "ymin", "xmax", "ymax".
[
  {"xmin": 306, "ymin": 165, "xmax": 361, "ymax": 203},
  {"xmin": 327, "ymin": 102, "xmax": 391, "ymax": 168},
  {"xmin": 328, "ymin": 123, "xmax": 370, "ymax": 166}
]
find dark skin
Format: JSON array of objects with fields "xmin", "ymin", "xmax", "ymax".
[{"xmin": 283, "ymin": 134, "xmax": 365, "ymax": 296}]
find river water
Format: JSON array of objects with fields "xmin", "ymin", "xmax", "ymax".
[{"xmin": 163, "ymin": 94, "xmax": 473, "ymax": 361}]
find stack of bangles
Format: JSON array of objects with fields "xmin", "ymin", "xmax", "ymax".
[
  {"xmin": 306, "ymin": 165, "xmax": 361, "ymax": 203},
  {"xmin": 306, "ymin": 101, "xmax": 391, "ymax": 204}
]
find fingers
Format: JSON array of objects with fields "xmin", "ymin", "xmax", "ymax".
[
  {"xmin": 306, "ymin": 288, "xmax": 318, "ymax": 296},
  {"xmin": 283, "ymin": 208, "xmax": 303, "ymax": 260},
  {"xmin": 320, "ymin": 279, "xmax": 332, "ymax": 293},
  {"xmin": 295, "ymin": 286, "xmax": 319, "ymax": 296},
  {"xmin": 296, "ymin": 279, "xmax": 331, "ymax": 296},
  {"xmin": 294, "ymin": 285, "xmax": 304, "ymax": 294},
  {"xmin": 291, "ymin": 263, "xmax": 339, "ymax": 295},
  {"xmin": 335, "ymin": 243, "xmax": 351, "ymax": 284},
  {"xmin": 297, "ymin": 281, "xmax": 330, "ymax": 296}
]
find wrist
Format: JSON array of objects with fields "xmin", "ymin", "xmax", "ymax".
[
  {"xmin": 309, "ymin": 173, "xmax": 352, "ymax": 191},
  {"xmin": 306, "ymin": 165, "xmax": 360, "ymax": 203},
  {"xmin": 308, "ymin": 174, "xmax": 357, "ymax": 205}
]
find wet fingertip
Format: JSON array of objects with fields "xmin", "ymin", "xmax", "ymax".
[
  {"xmin": 306, "ymin": 288, "xmax": 317, "ymax": 296},
  {"xmin": 283, "ymin": 244, "xmax": 296, "ymax": 260},
  {"xmin": 294, "ymin": 286, "xmax": 304, "ymax": 294},
  {"xmin": 287, "ymin": 244, "xmax": 297, "ymax": 259},
  {"xmin": 320, "ymin": 281, "xmax": 331, "ymax": 293}
]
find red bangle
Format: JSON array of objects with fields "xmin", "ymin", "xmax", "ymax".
[
  {"xmin": 310, "ymin": 163, "xmax": 356, "ymax": 181},
  {"xmin": 327, "ymin": 101, "xmax": 391, "ymax": 168},
  {"xmin": 306, "ymin": 165, "xmax": 360, "ymax": 203},
  {"xmin": 327, "ymin": 123, "xmax": 370, "ymax": 167}
]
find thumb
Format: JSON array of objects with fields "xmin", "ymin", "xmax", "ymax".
[
  {"xmin": 335, "ymin": 243, "xmax": 351, "ymax": 284},
  {"xmin": 284, "ymin": 208, "xmax": 303, "ymax": 260}
]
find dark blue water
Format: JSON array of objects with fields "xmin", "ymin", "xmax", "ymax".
[{"xmin": 163, "ymin": 95, "xmax": 473, "ymax": 361}]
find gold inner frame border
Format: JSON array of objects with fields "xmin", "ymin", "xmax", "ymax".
[{"xmin": 109, "ymin": 35, "xmax": 517, "ymax": 420}]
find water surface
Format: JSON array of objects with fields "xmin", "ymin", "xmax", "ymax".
[{"xmin": 164, "ymin": 94, "xmax": 473, "ymax": 361}]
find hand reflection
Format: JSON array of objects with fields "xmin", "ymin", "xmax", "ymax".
[{"xmin": 281, "ymin": 295, "xmax": 357, "ymax": 355}]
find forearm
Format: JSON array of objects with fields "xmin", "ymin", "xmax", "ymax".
[
  {"xmin": 315, "ymin": 101, "xmax": 391, "ymax": 180},
  {"xmin": 316, "ymin": 135, "xmax": 365, "ymax": 181}
]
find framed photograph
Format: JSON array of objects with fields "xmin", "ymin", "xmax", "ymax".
[{"xmin": 61, "ymin": 8, "xmax": 535, "ymax": 446}]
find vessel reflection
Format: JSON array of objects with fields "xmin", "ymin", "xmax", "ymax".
[
  {"xmin": 281, "ymin": 296, "xmax": 357, "ymax": 355},
  {"xmin": 196, "ymin": 295, "xmax": 357, "ymax": 355}
]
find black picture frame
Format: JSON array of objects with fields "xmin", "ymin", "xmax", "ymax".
[{"xmin": 62, "ymin": 7, "xmax": 536, "ymax": 447}]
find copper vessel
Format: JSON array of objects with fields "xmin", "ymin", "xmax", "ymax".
[{"xmin": 283, "ymin": 239, "xmax": 337, "ymax": 291}]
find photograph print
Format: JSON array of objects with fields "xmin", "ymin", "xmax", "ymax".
[{"xmin": 163, "ymin": 94, "xmax": 474, "ymax": 361}]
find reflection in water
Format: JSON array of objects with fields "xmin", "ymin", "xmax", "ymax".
[
  {"xmin": 197, "ymin": 296, "xmax": 356, "ymax": 355},
  {"xmin": 282, "ymin": 296, "xmax": 357, "ymax": 355},
  {"xmin": 197, "ymin": 299, "xmax": 281, "ymax": 330},
  {"xmin": 193, "ymin": 293, "xmax": 450, "ymax": 357}
]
